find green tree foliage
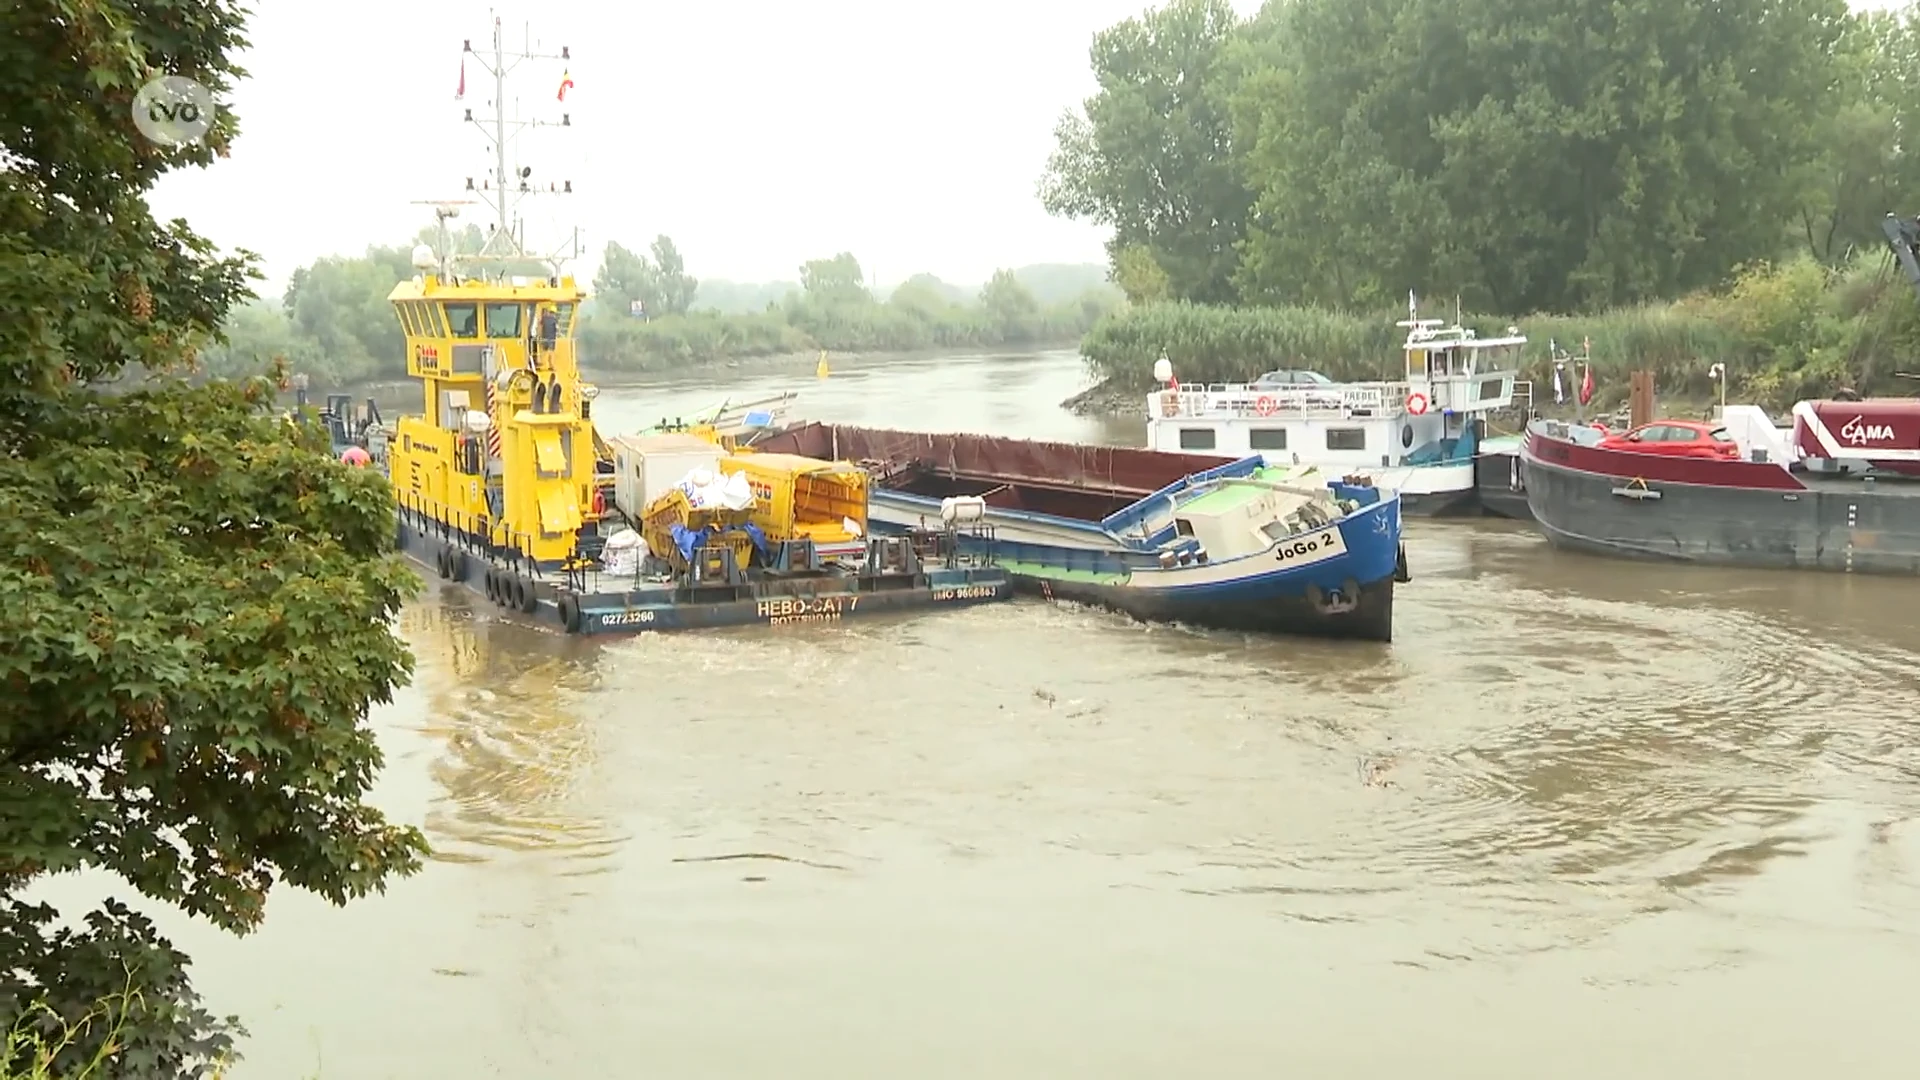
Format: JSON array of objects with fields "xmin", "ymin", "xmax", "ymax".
[
  {"xmin": 1084, "ymin": 254, "xmax": 1920, "ymax": 409},
  {"xmin": 576, "ymin": 253, "xmax": 1122, "ymax": 371},
  {"xmin": 1039, "ymin": 0, "xmax": 1251, "ymax": 304},
  {"xmin": 589, "ymin": 235, "xmax": 698, "ymax": 318},
  {"xmin": 1109, "ymin": 245, "xmax": 1172, "ymax": 304},
  {"xmin": 1794, "ymin": 10, "xmax": 1920, "ymax": 265},
  {"xmin": 0, "ymin": 1, "xmax": 428, "ymax": 1073},
  {"xmin": 206, "ymin": 235, "xmax": 1114, "ymax": 386},
  {"xmin": 1051, "ymin": 0, "xmax": 1920, "ymax": 403}
]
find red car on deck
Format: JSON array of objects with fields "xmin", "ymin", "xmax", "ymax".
[{"xmin": 1595, "ymin": 420, "xmax": 1740, "ymax": 459}]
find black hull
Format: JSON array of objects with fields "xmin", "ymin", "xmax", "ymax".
[
  {"xmin": 1523, "ymin": 455, "xmax": 1920, "ymax": 574},
  {"xmin": 1019, "ymin": 573, "xmax": 1396, "ymax": 643},
  {"xmin": 1474, "ymin": 449, "xmax": 1534, "ymax": 521},
  {"xmin": 395, "ymin": 517, "xmax": 1012, "ymax": 633}
]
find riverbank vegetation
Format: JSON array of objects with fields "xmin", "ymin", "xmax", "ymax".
[
  {"xmin": 1084, "ymin": 255, "xmax": 1920, "ymax": 410},
  {"xmin": 579, "ymin": 252, "xmax": 1119, "ymax": 372},
  {"xmin": 1047, "ymin": 0, "xmax": 1920, "ymax": 406},
  {"xmin": 1, "ymin": 1, "xmax": 428, "ymax": 1074},
  {"xmin": 199, "ymin": 230, "xmax": 1120, "ymax": 386}
]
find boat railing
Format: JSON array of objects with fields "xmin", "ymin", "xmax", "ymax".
[
  {"xmin": 1152, "ymin": 381, "xmax": 1413, "ymax": 420},
  {"xmin": 393, "ymin": 488, "xmax": 549, "ymax": 576}
]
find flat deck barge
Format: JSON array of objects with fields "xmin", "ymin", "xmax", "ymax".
[{"xmin": 396, "ymin": 496, "xmax": 1010, "ymax": 634}]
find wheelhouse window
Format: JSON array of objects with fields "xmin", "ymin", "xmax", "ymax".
[
  {"xmin": 485, "ymin": 302, "xmax": 523, "ymax": 338},
  {"xmin": 395, "ymin": 303, "xmax": 420, "ymax": 336},
  {"xmin": 555, "ymin": 302, "xmax": 576, "ymax": 336},
  {"xmin": 443, "ymin": 302, "xmax": 479, "ymax": 338},
  {"xmin": 415, "ymin": 302, "xmax": 445, "ymax": 337},
  {"xmin": 1326, "ymin": 427, "xmax": 1366, "ymax": 451},
  {"xmin": 1178, "ymin": 428, "xmax": 1216, "ymax": 450},
  {"xmin": 1249, "ymin": 428, "xmax": 1288, "ymax": 451}
]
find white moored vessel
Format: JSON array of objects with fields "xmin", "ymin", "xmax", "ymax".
[{"xmin": 1144, "ymin": 299, "xmax": 1526, "ymax": 516}]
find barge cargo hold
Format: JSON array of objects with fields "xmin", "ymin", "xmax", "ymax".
[
  {"xmin": 1520, "ymin": 401, "xmax": 1920, "ymax": 575},
  {"xmin": 747, "ymin": 423, "xmax": 1406, "ymax": 642}
]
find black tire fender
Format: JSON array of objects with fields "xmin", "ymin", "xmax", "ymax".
[
  {"xmin": 518, "ymin": 576, "xmax": 539, "ymax": 614},
  {"xmin": 557, "ymin": 594, "xmax": 582, "ymax": 633},
  {"xmin": 435, "ymin": 548, "xmax": 450, "ymax": 579},
  {"xmin": 449, "ymin": 550, "xmax": 469, "ymax": 583}
]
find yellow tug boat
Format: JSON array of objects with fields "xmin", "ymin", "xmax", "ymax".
[{"xmin": 375, "ymin": 20, "xmax": 1009, "ymax": 634}]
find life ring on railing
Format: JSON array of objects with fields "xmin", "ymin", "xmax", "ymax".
[
  {"xmin": 1406, "ymin": 392, "xmax": 1430, "ymax": 415},
  {"xmin": 1160, "ymin": 392, "xmax": 1181, "ymax": 418},
  {"xmin": 1254, "ymin": 394, "xmax": 1278, "ymax": 417}
]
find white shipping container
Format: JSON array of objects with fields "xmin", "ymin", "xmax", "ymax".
[{"xmin": 608, "ymin": 433, "xmax": 726, "ymax": 519}]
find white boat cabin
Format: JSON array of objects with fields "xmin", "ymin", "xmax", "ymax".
[{"xmin": 1145, "ymin": 315, "xmax": 1525, "ymax": 474}]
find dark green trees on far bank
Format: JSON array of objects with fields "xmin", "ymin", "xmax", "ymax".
[
  {"xmin": 1044, "ymin": 0, "xmax": 1873, "ymax": 314},
  {"xmin": 1044, "ymin": 0, "xmax": 1920, "ymax": 405}
]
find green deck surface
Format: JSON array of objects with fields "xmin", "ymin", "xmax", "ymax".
[
  {"xmin": 1178, "ymin": 465, "xmax": 1320, "ymax": 515},
  {"xmin": 996, "ymin": 559, "xmax": 1130, "ymax": 585}
]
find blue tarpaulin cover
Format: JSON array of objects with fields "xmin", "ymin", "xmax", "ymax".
[{"xmin": 670, "ymin": 524, "xmax": 707, "ymax": 562}]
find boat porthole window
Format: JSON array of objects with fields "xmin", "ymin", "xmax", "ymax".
[{"xmin": 1401, "ymin": 425, "xmax": 1414, "ymax": 448}]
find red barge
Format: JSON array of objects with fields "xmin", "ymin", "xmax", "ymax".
[{"xmin": 1520, "ymin": 400, "xmax": 1920, "ymax": 574}]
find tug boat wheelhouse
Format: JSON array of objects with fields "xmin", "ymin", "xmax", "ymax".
[
  {"xmin": 379, "ymin": 19, "xmax": 1011, "ymax": 633},
  {"xmin": 1145, "ymin": 301, "xmax": 1525, "ymax": 516}
]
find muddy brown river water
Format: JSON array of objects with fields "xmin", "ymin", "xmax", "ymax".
[{"xmin": 57, "ymin": 350, "xmax": 1920, "ymax": 1077}]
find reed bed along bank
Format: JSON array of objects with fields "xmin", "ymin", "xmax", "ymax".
[{"xmin": 1081, "ymin": 256, "xmax": 1920, "ymax": 410}]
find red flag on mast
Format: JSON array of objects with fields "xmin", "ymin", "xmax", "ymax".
[
  {"xmin": 457, "ymin": 56, "xmax": 466, "ymax": 100},
  {"xmin": 1578, "ymin": 364, "xmax": 1595, "ymax": 406},
  {"xmin": 558, "ymin": 68, "xmax": 573, "ymax": 102}
]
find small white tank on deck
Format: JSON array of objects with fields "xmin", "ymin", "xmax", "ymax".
[
  {"xmin": 940, "ymin": 495, "xmax": 987, "ymax": 524},
  {"xmin": 602, "ymin": 528, "xmax": 647, "ymax": 575}
]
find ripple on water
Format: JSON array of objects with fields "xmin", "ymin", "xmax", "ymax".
[
  {"xmin": 1334, "ymin": 583, "xmax": 1920, "ymax": 929},
  {"xmin": 404, "ymin": 607, "xmax": 631, "ymax": 869}
]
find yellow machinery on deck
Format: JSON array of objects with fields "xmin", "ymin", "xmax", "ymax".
[
  {"xmin": 717, "ymin": 452, "xmax": 868, "ymax": 550},
  {"xmin": 383, "ymin": 271, "xmax": 610, "ymax": 568}
]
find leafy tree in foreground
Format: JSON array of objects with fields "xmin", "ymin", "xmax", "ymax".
[{"xmin": 0, "ymin": 1, "xmax": 429, "ymax": 1075}]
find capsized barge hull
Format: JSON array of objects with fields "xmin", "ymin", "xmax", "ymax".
[
  {"xmin": 748, "ymin": 423, "xmax": 1405, "ymax": 642},
  {"xmin": 396, "ymin": 504, "xmax": 1010, "ymax": 634},
  {"xmin": 1521, "ymin": 415, "xmax": 1920, "ymax": 574}
]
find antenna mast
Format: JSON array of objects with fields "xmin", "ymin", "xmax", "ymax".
[{"xmin": 457, "ymin": 12, "xmax": 579, "ymax": 274}]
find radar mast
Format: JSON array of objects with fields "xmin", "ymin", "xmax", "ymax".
[{"xmin": 448, "ymin": 12, "xmax": 579, "ymax": 277}]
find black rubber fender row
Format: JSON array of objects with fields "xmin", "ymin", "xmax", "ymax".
[
  {"xmin": 482, "ymin": 565, "xmax": 541, "ymax": 615},
  {"xmin": 434, "ymin": 547, "xmax": 469, "ymax": 582}
]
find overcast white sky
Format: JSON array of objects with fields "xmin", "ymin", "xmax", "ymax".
[
  {"xmin": 147, "ymin": 0, "xmax": 1263, "ymax": 293},
  {"xmin": 148, "ymin": 0, "xmax": 1900, "ymax": 295}
]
